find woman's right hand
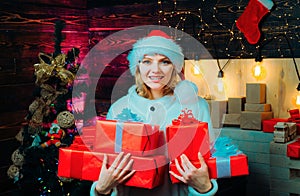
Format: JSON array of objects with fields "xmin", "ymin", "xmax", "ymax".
[{"xmin": 95, "ymin": 152, "xmax": 135, "ymax": 195}]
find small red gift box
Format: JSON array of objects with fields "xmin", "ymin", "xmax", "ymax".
[
  {"xmin": 58, "ymin": 148, "xmax": 167, "ymax": 189},
  {"xmin": 287, "ymin": 139, "xmax": 300, "ymax": 158},
  {"xmin": 166, "ymin": 109, "xmax": 211, "ymax": 161},
  {"xmin": 262, "ymin": 118, "xmax": 289, "ymax": 133},
  {"xmin": 169, "ymin": 154, "xmax": 249, "ymax": 183},
  {"xmin": 94, "ymin": 120, "xmax": 160, "ymax": 156}
]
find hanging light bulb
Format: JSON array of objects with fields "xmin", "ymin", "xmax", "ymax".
[
  {"xmin": 253, "ymin": 61, "xmax": 262, "ymax": 77},
  {"xmin": 252, "ymin": 46, "xmax": 265, "ymax": 80},
  {"xmin": 192, "ymin": 55, "xmax": 202, "ymax": 76},
  {"xmin": 217, "ymin": 70, "xmax": 224, "ymax": 92},
  {"xmin": 253, "ymin": 46, "xmax": 263, "ymax": 78},
  {"xmin": 296, "ymin": 83, "xmax": 300, "ymax": 105}
]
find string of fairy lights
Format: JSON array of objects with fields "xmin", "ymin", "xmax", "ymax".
[{"xmin": 157, "ymin": 0, "xmax": 300, "ymax": 59}]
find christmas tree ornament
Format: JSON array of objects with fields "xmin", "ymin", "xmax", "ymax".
[
  {"xmin": 7, "ymin": 165, "xmax": 20, "ymax": 181},
  {"xmin": 11, "ymin": 149, "xmax": 24, "ymax": 166},
  {"xmin": 40, "ymin": 120, "xmax": 65, "ymax": 148},
  {"xmin": 56, "ymin": 111, "xmax": 75, "ymax": 128},
  {"xmin": 236, "ymin": 0, "xmax": 274, "ymax": 44}
]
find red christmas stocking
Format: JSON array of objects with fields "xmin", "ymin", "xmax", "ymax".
[{"xmin": 236, "ymin": 0, "xmax": 274, "ymax": 45}]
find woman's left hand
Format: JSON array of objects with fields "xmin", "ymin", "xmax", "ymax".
[{"xmin": 169, "ymin": 152, "xmax": 212, "ymax": 193}]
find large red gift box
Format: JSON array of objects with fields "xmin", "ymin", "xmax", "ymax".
[
  {"xmin": 169, "ymin": 154, "xmax": 249, "ymax": 183},
  {"xmin": 94, "ymin": 120, "xmax": 160, "ymax": 156},
  {"xmin": 262, "ymin": 118, "xmax": 289, "ymax": 133},
  {"xmin": 287, "ymin": 139, "xmax": 300, "ymax": 158},
  {"xmin": 58, "ymin": 147, "xmax": 167, "ymax": 189},
  {"xmin": 166, "ymin": 110, "xmax": 211, "ymax": 161}
]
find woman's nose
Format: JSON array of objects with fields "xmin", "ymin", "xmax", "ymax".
[{"xmin": 150, "ymin": 62, "xmax": 160, "ymax": 72}]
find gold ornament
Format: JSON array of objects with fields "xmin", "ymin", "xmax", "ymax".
[
  {"xmin": 56, "ymin": 111, "xmax": 75, "ymax": 128},
  {"xmin": 11, "ymin": 149, "xmax": 24, "ymax": 166},
  {"xmin": 7, "ymin": 165, "xmax": 20, "ymax": 180},
  {"xmin": 34, "ymin": 53, "xmax": 75, "ymax": 85}
]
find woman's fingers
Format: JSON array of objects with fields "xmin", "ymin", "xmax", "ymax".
[
  {"xmin": 109, "ymin": 152, "xmax": 124, "ymax": 171},
  {"xmin": 118, "ymin": 169, "xmax": 136, "ymax": 184},
  {"xmin": 117, "ymin": 158, "xmax": 134, "ymax": 180},
  {"xmin": 181, "ymin": 154, "xmax": 196, "ymax": 171},
  {"xmin": 169, "ymin": 170, "xmax": 187, "ymax": 183}
]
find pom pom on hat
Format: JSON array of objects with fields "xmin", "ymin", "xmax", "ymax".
[{"xmin": 127, "ymin": 30, "xmax": 184, "ymax": 75}]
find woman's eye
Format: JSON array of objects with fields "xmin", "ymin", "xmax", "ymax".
[
  {"xmin": 142, "ymin": 60, "xmax": 151, "ymax": 64},
  {"xmin": 162, "ymin": 60, "xmax": 171, "ymax": 65}
]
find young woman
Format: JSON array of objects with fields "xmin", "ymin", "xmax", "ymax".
[{"xmin": 90, "ymin": 30, "xmax": 218, "ymax": 196}]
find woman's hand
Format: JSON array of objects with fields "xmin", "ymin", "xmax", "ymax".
[
  {"xmin": 95, "ymin": 152, "xmax": 135, "ymax": 195},
  {"xmin": 169, "ymin": 152, "xmax": 212, "ymax": 193}
]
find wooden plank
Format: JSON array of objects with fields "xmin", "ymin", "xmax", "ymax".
[
  {"xmin": 270, "ymin": 178, "xmax": 300, "ymax": 194},
  {"xmin": 220, "ymin": 127, "xmax": 274, "ymax": 142},
  {"xmin": 270, "ymin": 140, "xmax": 296, "ymax": 155},
  {"xmin": 88, "ymin": 3, "xmax": 158, "ymax": 29},
  {"xmin": 3, "ymin": 0, "xmax": 87, "ymax": 9},
  {"xmin": 247, "ymin": 172, "xmax": 270, "ymax": 186},
  {"xmin": 0, "ymin": 84, "xmax": 35, "ymax": 113},
  {"xmin": 242, "ymin": 151, "xmax": 270, "ymax": 164},
  {"xmin": 229, "ymin": 140, "xmax": 271, "ymax": 153},
  {"xmin": 270, "ymin": 166, "xmax": 300, "ymax": 180},
  {"xmin": 0, "ymin": 2, "xmax": 88, "ymax": 32},
  {"xmin": 248, "ymin": 162, "xmax": 270, "ymax": 175},
  {"xmin": 270, "ymin": 154, "xmax": 300, "ymax": 169}
]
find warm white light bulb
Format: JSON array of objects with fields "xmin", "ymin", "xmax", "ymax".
[
  {"xmin": 217, "ymin": 77, "xmax": 224, "ymax": 92},
  {"xmin": 254, "ymin": 63, "xmax": 261, "ymax": 77},
  {"xmin": 193, "ymin": 65, "xmax": 201, "ymax": 75}
]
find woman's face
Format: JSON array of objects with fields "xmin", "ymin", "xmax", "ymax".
[{"xmin": 139, "ymin": 54, "xmax": 174, "ymax": 93}]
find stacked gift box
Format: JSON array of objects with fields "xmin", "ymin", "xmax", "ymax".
[
  {"xmin": 58, "ymin": 109, "xmax": 249, "ymax": 189},
  {"xmin": 273, "ymin": 122, "xmax": 297, "ymax": 143},
  {"xmin": 222, "ymin": 97, "xmax": 245, "ymax": 126},
  {"xmin": 206, "ymin": 100, "xmax": 227, "ymax": 128},
  {"xmin": 269, "ymin": 139, "xmax": 300, "ymax": 195},
  {"xmin": 58, "ymin": 116, "xmax": 167, "ymax": 189},
  {"xmin": 240, "ymin": 83, "xmax": 273, "ymax": 130}
]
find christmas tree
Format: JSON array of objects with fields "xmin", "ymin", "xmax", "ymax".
[{"xmin": 7, "ymin": 20, "xmax": 91, "ymax": 195}]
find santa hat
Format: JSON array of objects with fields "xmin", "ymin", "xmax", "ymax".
[{"xmin": 127, "ymin": 30, "xmax": 184, "ymax": 75}]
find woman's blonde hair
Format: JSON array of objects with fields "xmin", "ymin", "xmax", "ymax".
[{"xmin": 135, "ymin": 65, "xmax": 181, "ymax": 99}]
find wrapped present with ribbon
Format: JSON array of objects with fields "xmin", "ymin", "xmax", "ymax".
[
  {"xmin": 57, "ymin": 148, "xmax": 167, "ymax": 189},
  {"xmin": 262, "ymin": 118, "xmax": 289, "ymax": 133},
  {"xmin": 166, "ymin": 109, "xmax": 211, "ymax": 161},
  {"xmin": 94, "ymin": 109, "xmax": 160, "ymax": 156},
  {"xmin": 287, "ymin": 138, "xmax": 300, "ymax": 158},
  {"xmin": 208, "ymin": 137, "xmax": 249, "ymax": 179},
  {"xmin": 169, "ymin": 137, "xmax": 249, "ymax": 183},
  {"xmin": 70, "ymin": 135, "xmax": 93, "ymax": 150}
]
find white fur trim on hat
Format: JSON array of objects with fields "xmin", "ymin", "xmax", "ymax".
[{"xmin": 127, "ymin": 35, "xmax": 184, "ymax": 75}]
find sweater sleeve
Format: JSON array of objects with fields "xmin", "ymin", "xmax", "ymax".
[
  {"xmin": 188, "ymin": 179, "xmax": 218, "ymax": 196},
  {"xmin": 90, "ymin": 181, "xmax": 118, "ymax": 196}
]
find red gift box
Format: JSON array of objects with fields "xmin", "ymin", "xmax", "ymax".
[
  {"xmin": 262, "ymin": 118, "xmax": 289, "ymax": 133},
  {"xmin": 166, "ymin": 110, "xmax": 211, "ymax": 161},
  {"xmin": 81, "ymin": 126, "xmax": 96, "ymax": 136},
  {"xmin": 169, "ymin": 154, "xmax": 249, "ymax": 183},
  {"xmin": 288, "ymin": 109, "xmax": 300, "ymax": 134},
  {"xmin": 94, "ymin": 120, "xmax": 160, "ymax": 156},
  {"xmin": 287, "ymin": 139, "xmax": 300, "ymax": 158},
  {"xmin": 58, "ymin": 148, "xmax": 167, "ymax": 189}
]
